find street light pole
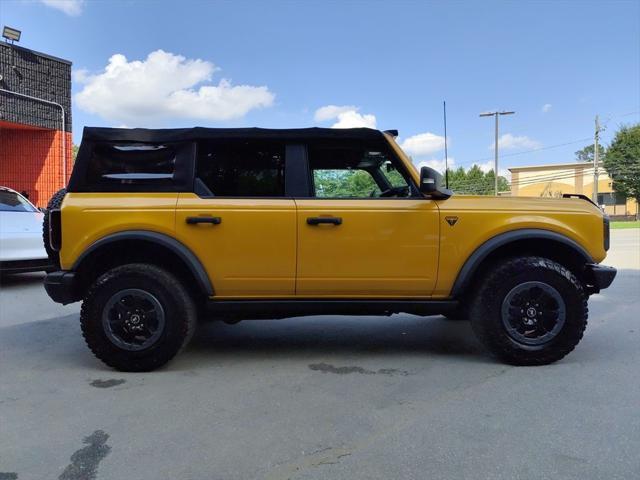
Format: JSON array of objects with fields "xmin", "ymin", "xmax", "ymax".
[{"xmin": 480, "ymin": 110, "xmax": 515, "ymax": 195}]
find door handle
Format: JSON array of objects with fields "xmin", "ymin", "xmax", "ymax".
[
  {"xmin": 307, "ymin": 216, "xmax": 342, "ymax": 226},
  {"xmin": 186, "ymin": 216, "xmax": 222, "ymax": 225}
]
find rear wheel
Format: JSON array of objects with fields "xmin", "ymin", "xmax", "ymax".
[
  {"xmin": 470, "ymin": 256, "xmax": 588, "ymax": 365},
  {"xmin": 80, "ymin": 263, "xmax": 197, "ymax": 371}
]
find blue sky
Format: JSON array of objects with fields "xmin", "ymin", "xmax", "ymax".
[{"xmin": 1, "ymin": 0, "xmax": 639, "ymax": 174}]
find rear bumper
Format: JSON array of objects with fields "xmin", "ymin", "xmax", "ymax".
[
  {"xmin": 584, "ymin": 264, "xmax": 617, "ymax": 293},
  {"xmin": 44, "ymin": 271, "xmax": 80, "ymax": 304}
]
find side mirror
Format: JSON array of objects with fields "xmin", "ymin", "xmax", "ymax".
[{"xmin": 419, "ymin": 166, "xmax": 452, "ymax": 199}]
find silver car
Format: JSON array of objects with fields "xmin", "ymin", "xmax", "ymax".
[{"xmin": 0, "ymin": 187, "xmax": 51, "ymax": 274}]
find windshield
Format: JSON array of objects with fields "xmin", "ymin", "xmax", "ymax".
[{"xmin": 0, "ymin": 190, "xmax": 38, "ymax": 212}]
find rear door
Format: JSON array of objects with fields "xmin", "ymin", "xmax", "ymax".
[
  {"xmin": 175, "ymin": 139, "xmax": 297, "ymax": 298},
  {"xmin": 295, "ymin": 140, "xmax": 440, "ymax": 297}
]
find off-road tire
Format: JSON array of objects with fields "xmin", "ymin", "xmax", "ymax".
[
  {"xmin": 42, "ymin": 188, "xmax": 66, "ymax": 268},
  {"xmin": 470, "ymin": 256, "xmax": 588, "ymax": 365},
  {"xmin": 80, "ymin": 263, "xmax": 197, "ymax": 371}
]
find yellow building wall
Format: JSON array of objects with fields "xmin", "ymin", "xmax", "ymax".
[{"xmin": 509, "ymin": 163, "xmax": 638, "ymax": 216}]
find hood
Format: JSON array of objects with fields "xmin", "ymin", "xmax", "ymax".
[{"xmin": 437, "ymin": 195, "xmax": 604, "ymax": 215}]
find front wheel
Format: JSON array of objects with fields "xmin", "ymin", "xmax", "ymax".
[
  {"xmin": 80, "ymin": 263, "xmax": 197, "ymax": 371},
  {"xmin": 470, "ymin": 256, "xmax": 588, "ymax": 365}
]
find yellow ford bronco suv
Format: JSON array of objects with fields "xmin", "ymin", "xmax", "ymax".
[{"xmin": 44, "ymin": 127, "xmax": 616, "ymax": 371}]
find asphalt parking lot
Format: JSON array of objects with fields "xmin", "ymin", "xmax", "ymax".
[{"xmin": 1, "ymin": 229, "xmax": 639, "ymax": 480}]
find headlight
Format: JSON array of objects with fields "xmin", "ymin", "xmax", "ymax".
[{"xmin": 603, "ymin": 215, "xmax": 610, "ymax": 251}]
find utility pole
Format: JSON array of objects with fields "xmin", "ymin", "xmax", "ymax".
[
  {"xmin": 593, "ymin": 114, "xmax": 601, "ymax": 204},
  {"xmin": 480, "ymin": 110, "xmax": 515, "ymax": 195}
]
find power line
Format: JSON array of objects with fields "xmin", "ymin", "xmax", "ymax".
[{"xmin": 455, "ymin": 137, "xmax": 593, "ymax": 167}]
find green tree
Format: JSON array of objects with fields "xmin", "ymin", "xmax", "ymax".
[
  {"xmin": 72, "ymin": 144, "xmax": 79, "ymax": 160},
  {"xmin": 575, "ymin": 143, "xmax": 605, "ymax": 163},
  {"xmin": 446, "ymin": 166, "xmax": 469, "ymax": 193},
  {"xmin": 603, "ymin": 124, "xmax": 640, "ymax": 211},
  {"xmin": 445, "ymin": 165, "xmax": 509, "ymax": 195}
]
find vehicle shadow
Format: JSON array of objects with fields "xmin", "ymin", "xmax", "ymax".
[
  {"xmin": 0, "ymin": 313, "xmax": 489, "ymax": 373},
  {"xmin": 187, "ymin": 314, "xmax": 487, "ymax": 363}
]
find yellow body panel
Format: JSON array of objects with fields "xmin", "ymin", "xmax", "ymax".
[
  {"xmin": 59, "ymin": 193, "xmax": 179, "ymax": 270},
  {"xmin": 59, "ymin": 139, "xmax": 607, "ymax": 301},
  {"xmin": 295, "ymin": 199, "xmax": 439, "ymax": 296},
  {"xmin": 431, "ymin": 195, "xmax": 606, "ymax": 297},
  {"xmin": 175, "ymin": 194, "xmax": 297, "ymax": 297}
]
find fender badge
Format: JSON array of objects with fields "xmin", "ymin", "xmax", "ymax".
[{"xmin": 445, "ymin": 216, "xmax": 458, "ymax": 226}]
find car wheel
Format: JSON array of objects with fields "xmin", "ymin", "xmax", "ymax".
[
  {"xmin": 80, "ymin": 263, "xmax": 197, "ymax": 371},
  {"xmin": 470, "ymin": 256, "xmax": 588, "ymax": 365},
  {"xmin": 42, "ymin": 188, "xmax": 66, "ymax": 269}
]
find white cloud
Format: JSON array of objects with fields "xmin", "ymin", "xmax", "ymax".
[
  {"xmin": 542, "ymin": 103, "xmax": 552, "ymax": 113},
  {"xmin": 400, "ymin": 132, "xmax": 446, "ymax": 157},
  {"xmin": 490, "ymin": 133, "xmax": 541, "ymax": 151},
  {"xmin": 314, "ymin": 105, "xmax": 358, "ymax": 122},
  {"xmin": 40, "ymin": 0, "xmax": 84, "ymax": 16},
  {"xmin": 414, "ymin": 157, "xmax": 456, "ymax": 174},
  {"xmin": 75, "ymin": 50, "xmax": 275, "ymax": 126},
  {"xmin": 314, "ymin": 105, "xmax": 376, "ymax": 129}
]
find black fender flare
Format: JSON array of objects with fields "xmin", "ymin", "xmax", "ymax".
[
  {"xmin": 450, "ymin": 228, "xmax": 594, "ymax": 297},
  {"xmin": 72, "ymin": 230, "xmax": 214, "ymax": 296}
]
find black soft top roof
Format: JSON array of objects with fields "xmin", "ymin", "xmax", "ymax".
[{"xmin": 82, "ymin": 126, "xmax": 387, "ymax": 143}]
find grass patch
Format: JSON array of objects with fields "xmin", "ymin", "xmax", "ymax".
[{"xmin": 611, "ymin": 221, "xmax": 640, "ymax": 229}]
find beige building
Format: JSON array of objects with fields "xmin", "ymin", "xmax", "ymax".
[{"xmin": 509, "ymin": 162, "xmax": 638, "ymax": 217}]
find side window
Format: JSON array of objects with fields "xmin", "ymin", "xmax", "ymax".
[
  {"xmin": 313, "ymin": 169, "xmax": 380, "ymax": 198},
  {"xmin": 86, "ymin": 143, "xmax": 177, "ymax": 186},
  {"xmin": 308, "ymin": 143, "xmax": 411, "ymax": 198},
  {"xmin": 196, "ymin": 140, "xmax": 285, "ymax": 197}
]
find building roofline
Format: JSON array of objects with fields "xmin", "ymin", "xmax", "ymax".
[
  {"xmin": 0, "ymin": 41, "xmax": 72, "ymax": 65},
  {"xmin": 509, "ymin": 161, "xmax": 593, "ymax": 172}
]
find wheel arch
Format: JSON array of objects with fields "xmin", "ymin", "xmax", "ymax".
[
  {"xmin": 451, "ymin": 229, "xmax": 594, "ymax": 298},
  {"xmin": 72, "ymin": 231, "xmax": 213, "ymax": 299}
]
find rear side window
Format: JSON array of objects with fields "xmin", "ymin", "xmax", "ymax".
[
  {"xmin": 196, "ymin": 140, "xmax": 285, "ymax": 197},
  {"xmin": 86, "ymin": 144, "xmax": 177, "ymax": 186}
]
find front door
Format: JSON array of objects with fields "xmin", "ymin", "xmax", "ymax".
[
  {"xmin": 296, "ymin": 140, "xmax": 440, "ymax": 297},
  {"xmin": 175, "ymin": 139, "xmax": 296, "ymax": 298}
]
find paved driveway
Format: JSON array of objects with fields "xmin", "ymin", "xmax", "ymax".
[{"xmin": 1, "ymin": 229, "xmax": 638, "ymax": 480}]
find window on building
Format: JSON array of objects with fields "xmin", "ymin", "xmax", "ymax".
[
  {"xmin": 308, "ymin": 143, "xmax": 411, "ymax": 198},
  {"xmin": 597, "ymin": 192, "xmax": 626, "ymax": 206},
  {"xmin": 196, "ymin": 140, "xmax": 285, "ymax": 197}
]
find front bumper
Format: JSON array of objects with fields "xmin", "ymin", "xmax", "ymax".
[
  {"xmin": 44, "ymin": 271, "xmax": 80, "ymax": 305},
  {"xmin": 584, "ymin": 264, "xmax": 617, "ymax": 293}
]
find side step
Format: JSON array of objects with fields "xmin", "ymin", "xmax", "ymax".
[{"xmin": 205, "ymin": 299, "xmax": 459, "ymax": 320}]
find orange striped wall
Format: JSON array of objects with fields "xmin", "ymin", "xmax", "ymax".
[{"xmin": 0, "ymin": 122, "xmax": 73, "ymax": 207}]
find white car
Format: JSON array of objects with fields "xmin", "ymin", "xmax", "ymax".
[{"xmin": 0, "ymin": 187, "xmax": 51, "ymax": 274}]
